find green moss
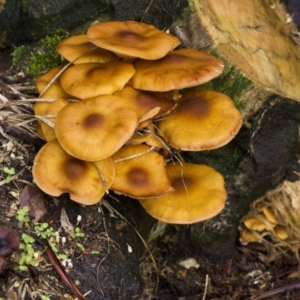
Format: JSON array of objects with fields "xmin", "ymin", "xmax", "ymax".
[
  {"xmin": 11, "ymin": 28, "xmax": 68, "ymax": 76},
  {"xmin": 185, "ymin": 50, "xmax": 253, "ymax": 114}
]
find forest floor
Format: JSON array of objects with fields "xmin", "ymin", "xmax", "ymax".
[{"xmin": 1, "ymin": 50, "xmax": 300, "ymax": 300}]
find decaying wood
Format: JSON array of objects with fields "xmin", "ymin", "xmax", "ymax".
[{"xmin": 192, "ymin": 0, "xmax": 300, "ymax": 101}]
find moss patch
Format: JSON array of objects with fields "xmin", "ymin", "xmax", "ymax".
[{"xmin": 11, "ymin": 28, "xmax": 69, "ymax": 75}]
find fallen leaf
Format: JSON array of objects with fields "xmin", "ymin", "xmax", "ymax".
[{"xmin": 19, "ymin": 185, "xmax": 47, "ymax": 222}]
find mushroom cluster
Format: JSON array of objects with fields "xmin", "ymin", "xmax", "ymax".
[
  {"xmin": 239, "ymin": 180, "xmax": 300, "ymax": 255},
  {"xmin": 33, "ymin": 20, "xmax": 243, "ymax": 224}
]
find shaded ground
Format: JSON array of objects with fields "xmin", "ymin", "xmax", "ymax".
[{"xmin": 1, "ymin": 51, "xmax": 300, "ymax": 300}]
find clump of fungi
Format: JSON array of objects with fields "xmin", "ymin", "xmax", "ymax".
[
  {"xmin": 33, "ymin": 20, "xmax": 243, "ymax": 224},
  {"xmin": 239, "ymin": 180, "xmax": 300, "ymax": 257}
]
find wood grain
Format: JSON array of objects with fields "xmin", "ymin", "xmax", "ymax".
[{"xmin": 193, "ymin": 0, "xmax": 300, "ymax": 101}]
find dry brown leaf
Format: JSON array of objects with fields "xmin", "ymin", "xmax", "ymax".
[{"xmin": 19, "ymin": 185, "xmax": 47, "ymax": 222}]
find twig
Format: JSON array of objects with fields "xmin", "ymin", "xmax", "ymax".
[
  {"xmin": 202, "ymin": 274, "xmax": 209, "ymax": 300},
  {"xmin": 141, "ymin": 0, "xmax": 155, "ymax": 22},
  {"xmin": 253, "ymin": 282, "xmax": 300, "ymax": 299}
]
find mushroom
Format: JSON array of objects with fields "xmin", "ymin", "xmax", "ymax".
[
  {"xmin": 56, "ymin": 34, "xmax": 118, "ymax": 64},
  {"xmin": 32, "ymin": 139, "xmax": 108, "ymax": 205},
  {"xmin": 93, "ymin": 156, "xmax": 116, "ymax": 191},
  {"xmin": 60, "ymin": 61, "xmax": 135, "ymax": 99},
  {"xmin": 36, "ymin": 65, "xmax": 71, "ymax": 98},
  {"xmin": 156, "ymin": 90, "xmax": 242, "ymax": 151},
  {"xmin": 111, "ymin": 144, "xmax": 173, "ymax": 198},
  {"xmin": 114, "ymin": 85, "xmax": 176, "ymax": 120},
  {"xmin": 35, "ymin": 65, "xmax": 73, "ymax": 124},
  {"xmin": 0, "ymin": 227, "xmax": 20, "ymax": 257},
  {"xmin": 55, "ymin": 95, "xmax": 138, "ymax": 161},
  {"xmin": 39, "ymin": 98, "xmax": 70, "ymax": 142},
  {"xmin": 262, "ymin": 206, "xmax": 279, "ymax": 224},
  {"xmin": 139, "ymin": 162, "xmax": 227, "ymax": 224},
  {"xmin": 243, "ymin": 216, "xmax": 275, "ymax": 231},
  {"xmin": 87, "ymin": 20, "xmax": 180, "ymax": 60},
  {"xmin": 131, "ymin": 48, "xmax": 224, "ymax": 92},
  {"xmin": 273, "ymin": 226, "xmax": 288, "ymax": 240},
  {"xmin": 239, "ymin": 228, "xmax": 262, "ymax": 245}
]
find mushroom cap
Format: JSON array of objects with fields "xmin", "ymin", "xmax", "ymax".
[
  {"xmin": 156, "ymin": 90, "xmax": 242, "ymax": 151},
  {"xmin": 55, "ymin": 95, "xmax": 138, "ymax": 161},
  {"xmin": 111, "ymin": 144, "xmax": 173, "ymax": 198},
  {"xmin": 87, "ymin": 20, "xmax": 180, "ymax": 60},
  {"xmin": 262, "ymin": 207, "xmax": 278, "ymax": 224},
  {"xmin": 40, "ymin": 98, "xmax": 70, "ymax": 141},
  {"xmin": 239, "ymin": 229, "xmax": 262, "ymax": 244},
  {"xmin": 131, "ymin": 48, "xmax": 224, "ymax": 91},
  {"xmin": 139, "ymin": 162, "xmax": 227, "ymax": 224},
  {"xmin": 60, "ymin": 61, "xmax": 135, "ymax": 99},
  {"xmin": 274, "ymin": 226, "xmax": 288, "ymax": 240},
  {"xmin": 93, "ymin": 156, "xmax": 115, "ymax": 190},
  {"xmin": 32, "ymin": 139, "xmax": 106, "ymax": 205},
  {"xmin": 0, "ymin": 227, "xmax": 20, "ymax": 257},
  {"xmin": 114, "ymin": 85, "xmax": 176, "ymax": 119},
  {"xmin": 243, "ymin": 216, "xmax": 275, "ymax": 231},
  {"xmin": 56, "ymin": 34, "xmax": 118, "ymax": 64},
  {"xmin": 36, "ymin": 65, "xmax": 71, "ymax": 98}
]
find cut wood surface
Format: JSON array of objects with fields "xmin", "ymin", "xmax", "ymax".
[{"xmin": 193, "ymin": 0, "xmax": 300, "ymax": 101}]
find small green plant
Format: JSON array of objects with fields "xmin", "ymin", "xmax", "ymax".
[
  {"xmin": 16, "ymin": 206, "xmax": 30, "ymax": 226},
  {"xmin": 76, "ymin": 242, "xmax": 85, "ymax": 252},
  {"xmin": 34, "ymin": 223, "xmax": 56, "ymax": 239},
  {"xmin": 71, "ymin": 227, "xmax": 85, "ymax": 253},
  {"xmin": 3, "ymin": 167, "xmax": 15, "ymax": 183},
  {"xmin": 41, "ymin": 295, "xmax": 51, "ymax": 300},
  {"xmin": 18, "ymin": 233, "xmax": 36, "ymax": 271},
  {"xmin": 71, "ymin": 227, "xmax": 85, "ymax": 239}
]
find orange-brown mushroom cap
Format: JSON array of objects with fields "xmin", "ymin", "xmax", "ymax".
[
  {"xmin": 131, "ymin": 48, "xmax": 224, "ymax": 91},
  {"xmin": 55, "ymin": 95, "xmax": 138, "ymax": 161},
  {"xmin": 32, "ymin": 139, "xmax": 105, "ymax": 205},
  {"xmin": 60, "ymin": 61, "xmax": 135, "ymax": 99},
  {"xmin": 114, "ymin": 85, "xmax": 176, "ymax": 119},
  {"xmin": 156, "ymin": 90, "xmax": 242, "ymax": 151},
  {"xmin": 56, "ymin": 34, "xmax": 118, "ymax": 64},
  {"xmin": 40, "ymin": 98, "xmax": 70, "ymax": 142},
  {"xmin": 36, "ymin": 65, "xmax": 71, "ymax": 98},
  {"xmin": 139, "ymin": 162, "xmax": 227, "ymax": 224},
  {"xmin": 87, "ymin": 20, "xmax": 180, "ymax": 60},
  {"xmin": 93, "ymin": 156, "xmax": 115, "ymax": 191},
  {"xmin": 111, "ymin": 144, "xmax": 173, "ymax": 198}
]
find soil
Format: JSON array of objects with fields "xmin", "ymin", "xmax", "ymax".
[{"xmin": 1, "ymin": 52, "xmax": 300, "ymax": 300}]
